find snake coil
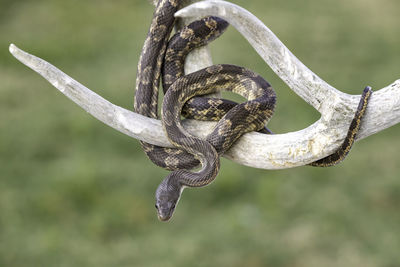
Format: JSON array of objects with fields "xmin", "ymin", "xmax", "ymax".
[{"xmin": 134, "ymin": 0, "xmax": 372, "ymax": 221}]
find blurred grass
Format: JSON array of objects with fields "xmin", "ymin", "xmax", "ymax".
[{"xmin": 1, "ymin": 0, "xmax": 400, "ymax": 266}]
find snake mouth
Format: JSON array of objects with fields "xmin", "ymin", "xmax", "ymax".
[
  {"xmin": 157, "ymin": 210, "xmax": 173, "ymax": 222},
  {"xmin": 158, "ymin": 216, "xmax": 170, "ymax": 222}
]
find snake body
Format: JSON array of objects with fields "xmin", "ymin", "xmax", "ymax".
[
  {"xmin": 135, "ymin": 0, "xmax": 372, "ymax": 221},
  {"xmin": 157, "ymin": 64, "xmax": 276, "ymax": 220}
]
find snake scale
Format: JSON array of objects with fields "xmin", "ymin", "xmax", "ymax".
[{"xmin": 134, "ymin": 0, "xmax": 372, "ymax": 221}]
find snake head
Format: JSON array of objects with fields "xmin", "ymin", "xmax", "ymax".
[{"xmin": 155, "ymin": 173, "xmax": 183, "ymax": 222}]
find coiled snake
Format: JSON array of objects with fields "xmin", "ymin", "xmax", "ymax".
[{"xmin": 134, "ymin": 0, "xmax": 372, "ymax": 221}]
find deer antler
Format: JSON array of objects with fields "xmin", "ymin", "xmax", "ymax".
[{"xmin": 9, "ymin": 0, "xmax": 400, "ymax": 170}]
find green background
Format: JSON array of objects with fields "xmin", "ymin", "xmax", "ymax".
[{"xmin": 1, "ymin": 0, "xmax": 400, "ymax": 266}]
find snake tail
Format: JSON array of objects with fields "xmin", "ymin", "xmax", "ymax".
[{"xmin": 309, "ymin": 86, "xmax": 372, "ymax": 167}]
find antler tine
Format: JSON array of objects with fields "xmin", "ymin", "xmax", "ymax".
[{"xmin": 175, "ymin": 0, "xmax": 346, "ymax": 115}]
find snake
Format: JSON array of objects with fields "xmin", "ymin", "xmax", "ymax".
[{"xmin": 134, "ymin": 0, "xmax": 373, "ymax": 221}]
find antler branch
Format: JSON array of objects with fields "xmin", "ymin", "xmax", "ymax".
[{"xmin": 9, "ymin": 0, "xmax": 400, "ymax": 170}]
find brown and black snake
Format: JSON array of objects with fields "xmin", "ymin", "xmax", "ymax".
[{"xmin": 134, "ymin": 0, "xmax": 372, "ymax": 221}]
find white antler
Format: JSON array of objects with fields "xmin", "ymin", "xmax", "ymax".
[{"xmin": 9, "ymin": 0, "xmax": 400, "ymax": 170}]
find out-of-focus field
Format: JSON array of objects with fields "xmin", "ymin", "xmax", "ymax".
[{"xmin": 1, "ymin": 0, "xmax": 400, "ymax": 266}]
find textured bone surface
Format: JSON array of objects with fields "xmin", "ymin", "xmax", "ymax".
[{"xmin": 8, "ymin": 0, "xmax": 400, "ymax": 170}]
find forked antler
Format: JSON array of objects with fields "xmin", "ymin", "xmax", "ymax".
[{"xmin": 9, "ymin": 0, "xmax": 400, "ymax": 170}]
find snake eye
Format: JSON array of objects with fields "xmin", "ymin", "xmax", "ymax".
[
  {"xmin": 171, "ymin": 204, "xmax": 176, "ymax": 210},
  {"xmin": 155, "ymin": 204, "xmax": 158, "ymax": 209}
]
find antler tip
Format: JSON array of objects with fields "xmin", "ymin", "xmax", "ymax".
[
  {"xmin": 9, "ymin": 43, "xmax": 17, "ymax": 55},
  {"xmin": 9, "ymin": 44, "xmax": 25, "ymax": 62}
]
